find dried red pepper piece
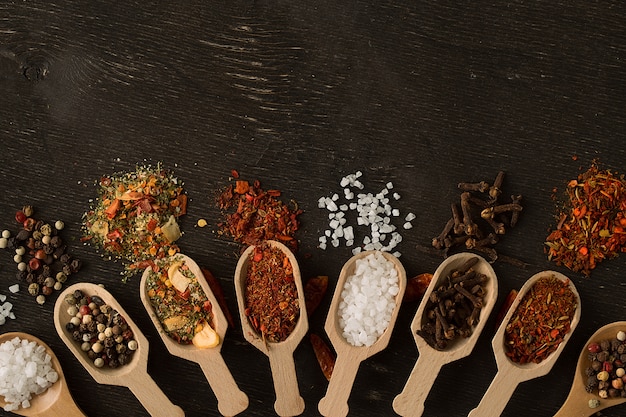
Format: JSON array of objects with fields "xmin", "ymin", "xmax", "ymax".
[
  {"xmin": 310, "ymin": 333, "xmax": 335, "ymax": 381},
  {"xmin": 304, "ymin": 275, "xmax": 328, "ymax": 316},
  {"xmin": 201, "ymin": 267, "xmax": 236, "ymax": 329},
  {"xmin": 403, "ymin": 273, "xmax": 433, "ymax": 303}
]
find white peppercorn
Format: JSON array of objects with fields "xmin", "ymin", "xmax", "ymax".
[
  {"xmin": 53, "ymin": 281, "xmax": 62, "ymax": 291},
  {"xmin": 15, "ymin": 246, "xmax": 25, "ymax": 256},
  {"xmin": 81, "ymin": 342, "xmax": 91, "ymax": 352},
  {"xmin": 94, "ymin": 357, "xmax": 104, "ymax": 368},
  {"xmin": 17, "ymin": 262, "xmax": 27, "ymax": 272},
  {"xmin": 56, "ymin": 272, "xmax": 68, "ymax": 283},
  {"xmin": 13, "ymin": 254, "xmax": 22, "ymax": 263},
  {"xmin": 54, "ymin": 220, "xmax": 65, "ymax": 230},
  {"xmin": 128, "ymin": 340, "xmax": 138, "ymax": 351},
  {"xmin": 36, "ymin": 295, "xmax": 45, "ymax": 305},
  {"xmin": 70, "ymin": 316, "xmax": 81, "ymax": 326},
  {"xmin": 91, "ymin": 342, "xmax": 103, "ymax": 354},
  {"xmin": 27, "ymin": 283, "xmax": 39, "ymax": 296},
  {"xmin": 1, "ymin": 230, "xmax": 10, "ymax": 239}
]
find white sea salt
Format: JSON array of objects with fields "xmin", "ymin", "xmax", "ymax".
[
  {"xmin": 338, "ymin": 252, "xmax": 400, "ymax": 347},
  {"xmin": 0, "ymin": 337, "xmax": 58, "ymax": 412}
]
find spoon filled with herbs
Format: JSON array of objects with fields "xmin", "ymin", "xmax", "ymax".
[
  {"xmin": 0, "ymin": 332, "xmax": 85, "ymax": 417},
  {"xmin": 234, "ymin": 240, "xmax": 308, "ymax": 417},
  {"xmin": 553, "ymin": 321, "xmax": 626, "ymax": 417},
  {"xmin": 318, "ymin": 250, "xmax": 406, "ymax": 417},
  {"xmin": 140, "ymin": 253, "xmax": 249, "ymax": 417},
  {"xmin": 468, "ymin": 270, "xmax": 581, "ymax": 417},
  {"xmin": 54, "ymin": 282, "xmax": 184, "ymax": 417},
  {"xmin": 392, "ymin": 252, "xmax": 497, "ymax": 417}
]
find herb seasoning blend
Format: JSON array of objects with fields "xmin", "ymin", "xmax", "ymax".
[
  {"xmin": 244, "ymin": 242, "xmax": 300, "ymax": 343},
  {"xmin": 504, "ymin": 275, "xmax": 578, "ymax": 364},
  {"xmin": 145, "ymin": 257, "xmax": 218, "ymax": 348}
]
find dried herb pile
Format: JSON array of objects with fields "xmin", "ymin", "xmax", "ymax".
[
  {"xmin": 216, "ymin": 174, "xmax": 301, "ymax": 252},
  {"xmin": 244, "ymin": 242, "xmax": 300, "ymax": 343},
  {"xmin": 545, "ymin": 163, "xmax": 626, "ymax": 276},
  {"xmin": 82, "ymin": 164, "xmax": 187, "ymax": 279},
  {"xmin": 504, "ymin": 275, "xmax": 577, "ymax": 364}
]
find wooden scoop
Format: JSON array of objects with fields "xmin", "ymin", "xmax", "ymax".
[
  {"xmin": 234, "ymin": 240, "xmax": 308, "ymax": 417},
  {"xmin": 0, "ymin": 332, "xmax": 85, "ymax": 417},
  {"xmin": 553, "ymin": 321, "xmax": 626, "ymax": 417},
  {"xmin": 140, "ymin": 254, "xmax": 249, "ymax": 417},
  {"xmin": 53, "ymin": 282, "xmax": 184, "ymax": 417},
  {"xmin": 468, "ymin": 270, "xmax": 581, "ymax": 417},
  {"xmin": 318, "ymin": 250, "xmax": 407, "ymax": 417},
  {"xmin": 392, "ymin": 252, "xmax": 498, "ymax": 417}
]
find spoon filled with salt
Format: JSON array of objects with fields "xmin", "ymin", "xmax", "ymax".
[
  {"xmin": 140, "ymin": 253, "xmax": 249, "ymax": 417},
  {"xmin": 553, "ymin": 321, "xmax": 626, "ymax": 417},
  {"xmin": 234, "ymin": 240, "xmax": 308, "ymax": 417},
  {"xmin": 0, "ymin": 332, "xmax": 85, "ymax": 417},
  {"xmin": 318, "ymin": 250, "xmax": 406, "ymax": 417},
  {"xmin": 468, "ymin": 270, "xmax": 581, "ymax": 417},
  {"xmin": 393, "ymin": 252, "xmax": 498, "ymax": 417},
  {"xmin": 54, "ymin": 282, "xmax": 184, "ymax": 417}
]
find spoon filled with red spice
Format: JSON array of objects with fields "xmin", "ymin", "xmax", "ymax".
[
  {"xmin": 318, "ymin": 250, "xmax": 406, "ymax": 417},
  {"xmin": 468, "ymin": 270, "xmax": 581, "ymax": 417},
  {"xmin": 234, "ymin": 240, "xmax": 308, "ymax": 417},
  {"xmin": 0, "ymin": 332, "xmax": 85, "ymax": 417},
  {"xmin": 140, "ymin": 254, "xmax": 249, "ymax": 417},
  {"xmin": 393, "ymin": 252, "xmax": 497, "ymax": 417},
  {"xmin": 54, "ymin": 283, "xmax": 184, "ymax": 417},
  {"xmin": 553, "ymin": 321, "xmax": 626, "ymax": 417}
]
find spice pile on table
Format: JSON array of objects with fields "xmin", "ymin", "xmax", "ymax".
[
  {"xmin": 243, "ymin": 241, "xmax": 300, "ymax": 343},
  {"xmin": 0, "ymin": 206, "xmax": 79, "ymax": 305},
  {"xmin": 504, "ymin": 275, "xmax": 578, "ymax": 364},
  {"xmin": 82, "ymin": 164, "xmax": 187, "ymax": 280},
  {"xmin": 216, "ymin": 174, "xmax": 301, "ymax": 253},
  {"xmin": 316, "ymin": 171, "xmax": 415, "ymax": 257},
  {"xmin": 430, "ymin": 171, "xmax": 523, "ymax": 263},
  {"xmin": 546, "ymin": 163, "xmax": 626, "ymax": 276}
]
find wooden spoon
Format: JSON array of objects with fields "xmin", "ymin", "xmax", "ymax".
[
  {"xmin": 392, "ymin": 252, "xmax": 498, "ymax": 417},
  {"xmin": 553, "ymin": 321, "xmax": 626, "ymax": 417},
  {"xmin": 53, "ymin": 282, "xmax": 184, "ymax": 417},
  {"xmin": 234, "ymin": 240, "xmax": 308, "ymax": 417},
  {"xmin": 140, "ymin": 254, "xmax": 249, "ymax": 417},
  {"xmin": 0, "ymin": 332, "xmax": 85, "ymax": 417},
  {"xmin": 467, "ymin": 270, "xmax": 581, "ymax": 417},
  {"xmin": 318, "ymin": 250, "xmax": 407, "ymax": 417}
]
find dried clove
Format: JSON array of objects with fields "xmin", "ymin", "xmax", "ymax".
[{"xmin": 458, "ymin": 181, "xmax": 490, "ymax": 193}]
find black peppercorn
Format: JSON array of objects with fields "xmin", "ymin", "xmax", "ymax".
[
  {"xmin": 16, "ymin": 270, "xmax": 27, "ymax": 281},
  {"xmin": 15, "ymin": 229, "xmax": 31, "ymax": 241},
  {"xmin": 72, "ymin": 330, "xmax": 82, "ymax": 341}
]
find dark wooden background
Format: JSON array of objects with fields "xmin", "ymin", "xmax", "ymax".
[{"xmin": 1, "ymin": 1, "xmax": 626, "ymax": 416}]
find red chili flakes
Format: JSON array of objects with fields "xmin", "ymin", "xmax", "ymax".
[{"xmin": 216, "ymin": 176, "xmax": 302, "ymax": 252}]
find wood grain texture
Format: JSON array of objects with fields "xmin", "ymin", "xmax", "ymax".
[{"xmin": 1, "ymin": 1, "xmax": 626, "ymax": 416}]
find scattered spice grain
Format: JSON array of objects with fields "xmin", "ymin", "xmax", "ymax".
[
  {"xmin": 545, "ymin": 163, "xmax": 626, "ymax": 276},
  {"xmin": 504, "ymin": 275, "xmax": 577, "ymax": 364},
  {"xmin": 243, "ymin": 242, "xmax": 300, "ymax": 343}
]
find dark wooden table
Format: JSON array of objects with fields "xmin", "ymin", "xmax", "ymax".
[{"xmin": 1, "ymin": 1, "xmax": 626, "ymax": 416}]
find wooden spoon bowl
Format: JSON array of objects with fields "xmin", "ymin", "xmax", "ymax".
[
  {"xmin": 54, "ymin": 282, "xmax": 184, "ymax": 417},
  {"xmin": 0, "ymin": 332, "xmax": 85, "ymax": 417},
  {"xmin": 318, "ymin": 250, "xmax": 407, "ymax": 417},
  {"xmin": 234, "ymin": 240, "xmax": 308, "ymax": 417},
  {"xmin": 393, "ymin": 252, "xmax": 498, "ymax": 417},
  {"xmin": 140, "ymin": 253, "xmax": 248, "ymax": 417},
  {"xmin": 468, "ymin": 270, "xmax": 581, "ymax": 417},
  {"xmin": 553, "ymin": 321, "xmax": 626, "ymax": 417}
]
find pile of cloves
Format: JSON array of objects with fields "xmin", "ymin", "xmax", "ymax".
[
  {"xmin": 431, "ymin": 171, "xmax": 523, "ymax": 262},
  {"xmin": 416, "ymin": 256, "xmax": 488, "ymax": 351}
]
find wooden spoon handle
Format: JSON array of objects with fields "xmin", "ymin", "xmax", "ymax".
[
  {"xmin": 267, "ymin": 353, "xmax": 305, "ymax": 417},
  {"xmin": 198, "ymin": 354, "xmax": 249, "ymax": 416},
  {"xmin": 467, "ymin": 370, "xmax": 518, "ymax": 417},
  {"xmin": 46, "ymin": 389, "xmax": 87, "ymax": 417},
  {"xmin": 392, "ymin": 355, "xmax": 441, "ymax": 417},
  {"xmin": 127, "ymin": 375, "xmax": 185, "ymax": 417},
  {"xmin": 318, "ymin": 352, "xmax": 362, "ymax": 417}
]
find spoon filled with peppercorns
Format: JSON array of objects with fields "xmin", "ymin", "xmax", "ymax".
[
  {"xmin": 0, "ymin": 332, "xmax": 85, "ymax": 417},
  {"xmin": 53, "ymin": 282, "xmax": 185, "ymax": 417},
  {"xmin": 553, "ymin": 321, "xmax": 626, "ymax": 417}
]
